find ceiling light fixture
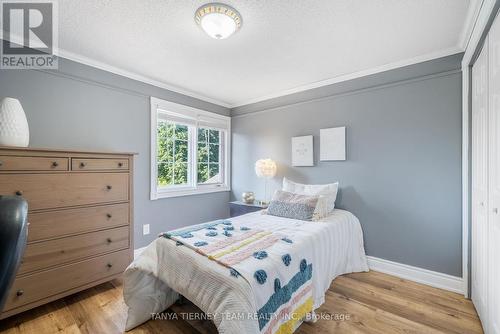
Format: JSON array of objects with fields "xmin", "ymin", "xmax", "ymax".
[{"xmin": 195, "ymin": 3, "xmax": 242, "ymax": 40}]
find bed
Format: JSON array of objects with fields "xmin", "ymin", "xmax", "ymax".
[{"xmin": 123, "ymin": 208, "xmax": 368, "ymax": 333}]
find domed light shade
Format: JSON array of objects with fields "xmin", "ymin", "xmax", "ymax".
[
  {"xmin": 255, "ymin": 159, "xmax": 277, "ymax": 179},
  {"xmin": 195, "ymin": 3, "xmax": 242, "ymax": 39}
]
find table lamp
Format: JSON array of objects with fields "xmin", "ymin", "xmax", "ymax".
[{"xmin": 255, "ymin": 158, "xmax": 277, "ymax": 205}]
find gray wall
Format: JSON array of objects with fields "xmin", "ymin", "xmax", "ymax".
[
  {"xmin": 0, "ymin": 52, "xmax": 463, "ymax": 276},
  {"xmin": 231, "ymin": 55, "xmax": 463, "ymax": 277},
  {"xmin": 0, "ymin": 57, "xmax": 231, "ymax": 248}
]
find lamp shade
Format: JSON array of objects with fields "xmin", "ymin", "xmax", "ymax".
[
  {"xmin": 255, "ymin": 159, "xmax": 277, "ymax": 178},
  {"xmin": 0, "ymin": 97, "xmax": 29, "ymax": 147}
]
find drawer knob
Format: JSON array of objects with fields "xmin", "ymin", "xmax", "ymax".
[
  {"xmin": 106, "ymin": 213, "xmax": 112, "ymax": 219},
  {"xmin": 118, "ymin": 162, "xmax": 123, "ymax": 167},
  {"xmin": 15, "ymin": 190, "xmax": 23, "ymax": 196},
  {"xmin": 107, "ymin": 263, "xmax": 113, "ymax": 269},
  {"xmin": 16, "ymin": 290, "xmax": 24, "ymax": 297},
  {"xmin": 80, "ymin": 162, "xmax": 86, "ymax": 168},
  {"xmin": 107, "ymin": 238, "xmax": 112, "ymax": 244},
  {"xmin": 52, "ymin": 161, "xmax": 59, "ymax": 167},
  {"xmin": 0, "ymin": 160, "xmax": 3, "ymax": 167},
  {"xmin": 106, "ymin": 185, "xmax": 112, "ymax": 190}
]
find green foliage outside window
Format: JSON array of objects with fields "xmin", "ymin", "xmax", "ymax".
[
  {"xmin": 157, "ymin": 121, "xmax": 221, "ymax": 187},
  {"xmin": 197, "ymin": 128, "xmax": 220, "ymax": 184}
]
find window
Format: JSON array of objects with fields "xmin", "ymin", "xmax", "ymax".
[
  {"xmin": 197, "ymin": 128, "xmax": 221, "ymax": 184},
  {"xmin": 151, "ymin": 97, "xmax": 230, "ymax": 199}
]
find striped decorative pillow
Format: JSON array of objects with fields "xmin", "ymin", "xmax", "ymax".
[{"xmin": 266, "ymin": 190, "xmax": 319, "ymax": 221}]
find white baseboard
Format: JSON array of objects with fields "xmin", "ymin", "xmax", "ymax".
[
  {"xmin": 134, "ymin": 246, "xmax": 147, "ymax": 259},
  {"xmin": 132, "ymin": 248, "xmax": 464, "ymax": 294},
  {"xmin": 367, "ymin": 256, "xmax": 464, "ymax": 294}
]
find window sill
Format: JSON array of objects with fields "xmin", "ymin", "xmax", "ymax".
[{"xmin": 151, "ymin": 185, "xmax": 230, "ymax": 200}]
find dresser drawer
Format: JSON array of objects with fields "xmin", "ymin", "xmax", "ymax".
[
  {"xmin": 0, "ymin": 155, "xmax": 68, "ymax": 171},
  {"xmin": 72, "ymin": 158, "xmax": 129, "ymax": 171},
  {"xmin": 0, "ymin": 173, "xmax": 129, "ymax": 211},
  {"xmin": 28, "ymin": 203, "xmax": 129, "ymax": 242},
  {"xmin": 3, "ymin": 249, "xmax": 130, "ymax": 312},
  {"xmin": 28, "ymin": 203, "xmax": 130, "ymax": 243},
  {"xmin": 19, "ymin": 226, "xmax": 129, "ymax": 275}
]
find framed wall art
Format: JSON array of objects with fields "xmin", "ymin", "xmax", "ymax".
[
  {"xmin": 320, "ymin": 126, "xmax": 346, "ymax": 161},
  {"xmin": 292, "ymin": 135, "xmax": 314, "ymax": 166}
]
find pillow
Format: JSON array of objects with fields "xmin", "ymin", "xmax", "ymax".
[
  {"xmin": 282, "ymin": 177, "xmax": 339, "ymax": 218},
  {"xmin": 266, "ymin": 190, "xmax": 319, "ymax": 221}
]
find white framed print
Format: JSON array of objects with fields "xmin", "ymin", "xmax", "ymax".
[
  {"xmin": 320, "ymin": 127, "xmax": 346, "ymax": 161},
  {"xmin": 292, "ymin": 135, "xmax": 314, "ymax": 166}
]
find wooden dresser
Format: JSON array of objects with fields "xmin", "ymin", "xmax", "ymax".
[{"xmin": 0, "ymin": 147, "xmax": 135, "ymax": 319}]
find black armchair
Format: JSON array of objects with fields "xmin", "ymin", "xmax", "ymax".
[{"xmin": 0, "ymin": 195, "xmax": 28, "ymax": 312}]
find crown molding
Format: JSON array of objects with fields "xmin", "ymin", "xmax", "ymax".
[
  {"xmin": 55, "ymin": 48, "xmax": 233, "ymax": 108},
  {"xmin": 459, "ymin": 0, "xmax": 485, "ymax": 50},
  {"xmin": 229, "ymin": 46, "xmax": 463, "ymax": 108},
  {"xmin": 232, "ymin": 0, "xmax": 480, "ymax": 109},
  {"xmin": 231, "ymin": 69, "xmax": 461, "ymax": 118},
  {"xmin": 1, "ymin": 31, "xmax": 232, "ymax": 108},
  {"xmin": 56, "ymin": 45, "xmax": 463, "ymax": 110},
  {"xmin": 3, "ymin": 31, "xmax": 465, "ymax": 110},
  {"xmin": 462, "ymin": 0, "xmax": 500, "ymax": 65}
]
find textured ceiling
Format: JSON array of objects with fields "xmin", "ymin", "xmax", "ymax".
[{"xmin": 57, "ymin": 0, "xmax": 477, "ymax": 107}]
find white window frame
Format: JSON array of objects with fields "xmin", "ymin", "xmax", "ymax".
[{"xmin": 150, "ymin": 97, "xmax": 231, "ymax": 199}]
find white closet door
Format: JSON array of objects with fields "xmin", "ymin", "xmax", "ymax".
[
  {"xmin": 472, "ymin": 37, "xmax": 489, "ymax": 328},
  {"xmin": 488, "ymin": 13, "xmax": 500, "ymax": 334}
]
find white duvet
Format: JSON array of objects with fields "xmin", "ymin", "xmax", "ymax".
[{"xmin": 123, "ymin": 209, "xmax": 369, "ymax": 333}]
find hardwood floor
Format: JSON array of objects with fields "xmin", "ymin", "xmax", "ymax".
[{"xmin": 0, "ymin": 271, "xmax": 483, "ymax": 334}]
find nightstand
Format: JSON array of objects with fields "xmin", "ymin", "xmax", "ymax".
[{"xmin": 229, "ymin": 201, "xmax": 267, "ymax": 217}]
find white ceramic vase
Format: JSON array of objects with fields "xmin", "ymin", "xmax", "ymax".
[{"xmin": 0, "ymin": 97, "xmax": 29, "ymax": 147}]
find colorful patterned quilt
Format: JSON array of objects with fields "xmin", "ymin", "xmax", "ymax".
[
  {"xmin": 162, "ymin": 219, "xmax": 314, "ymax": 334},
  {"xmin": 123, "ymin": 210, "xmax": 369, "ymax": 334}
]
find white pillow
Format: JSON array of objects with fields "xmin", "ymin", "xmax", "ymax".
[{"xmin": 282, "ymin": 177, "xmax": 339, "ymax": 219}]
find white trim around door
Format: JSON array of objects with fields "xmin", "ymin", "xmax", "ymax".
[{"xmin": 461, "ymin": 0, "xmax": 500, "ymax": 298}]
